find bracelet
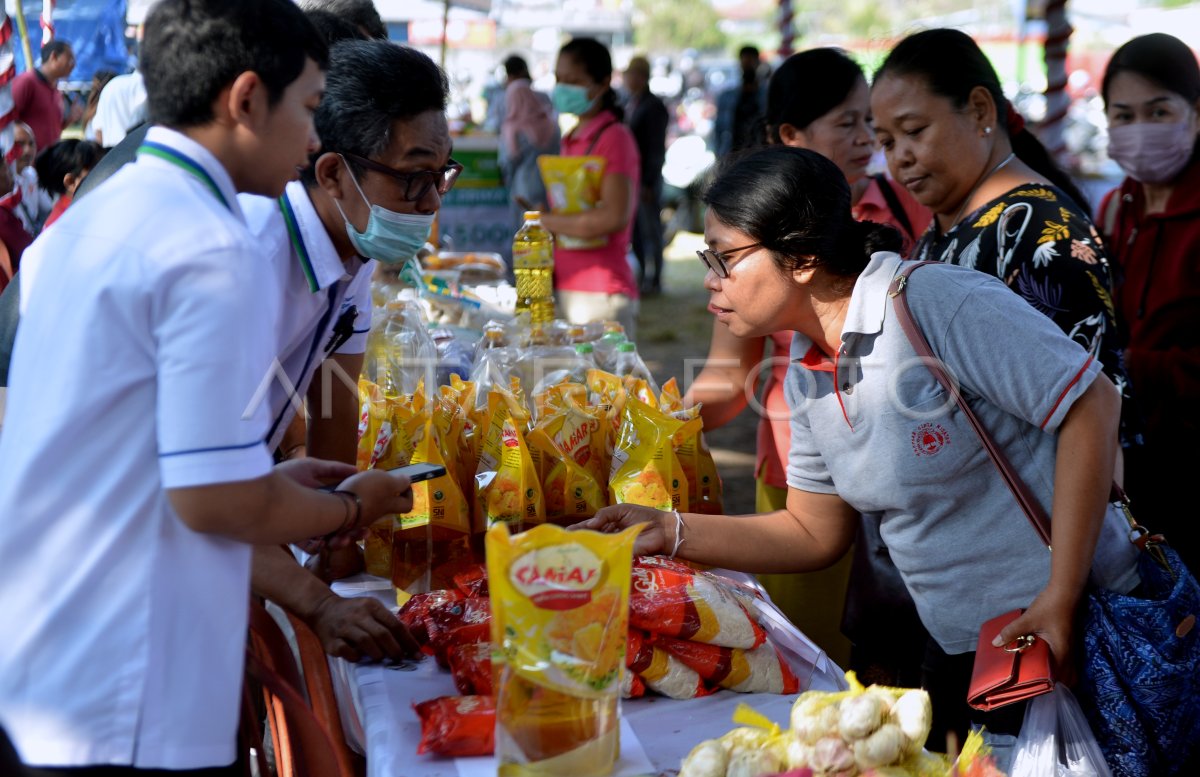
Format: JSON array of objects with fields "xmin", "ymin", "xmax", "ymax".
[
  {"xmin": 331, "ymin": 490, "xmax": 362, "ymax": 533},
  {"xmin": 668, "ymin": 510, "xmax": 685, "ymax": 560}
]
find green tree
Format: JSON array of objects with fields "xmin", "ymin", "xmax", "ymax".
[{"xmin": 633, "ymin": 0, "xmax": 727, "ymax": 53}]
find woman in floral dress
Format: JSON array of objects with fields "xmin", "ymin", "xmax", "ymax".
[{"xmin": 871, "ymin": 29, "xmax": 1127, "ymax": 396}]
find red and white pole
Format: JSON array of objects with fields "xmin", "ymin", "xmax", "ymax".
[
  {"xmin": 778, "ymin": 0, "xmax": 795, "ymax": 58},
  {"xmin": 0, "ymin": 11, "xmax": 17, "ymax": 163},
  {"xmin": 40, "ymin": 0, "xmax": 55, "ymax": 43},
  {"xmin": 1039, "ymin": 0, "xmax": 1072, "ymax": 160}
]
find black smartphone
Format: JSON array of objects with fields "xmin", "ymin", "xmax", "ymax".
[
  {"xmin": 388, "ymin": 462, "xmax": 447, "ymax": 483},
  {"xmin": 317, "ymin": 462, "xmax": 447, "ymax": 492}
]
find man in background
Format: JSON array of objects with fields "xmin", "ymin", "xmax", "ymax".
[
  {"xmin": 12, "ymin": 40, "xmax": 77, "ymax": 151},
  {"xmin": 92, "ymin": 70, "xmax": 148, "ymax": 148},
  {"xmin": 2, "ymin": 123, "xmax": 52, "ymax": 235},
  {"xmin": 623, "ymin": 55, "xmax": 668, "ymax": 295},
  {"xmin": 714, "ymin": 45, "xmax": 768, "ymax": 156}
]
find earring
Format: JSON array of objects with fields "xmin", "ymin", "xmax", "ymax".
[{"xmin": 984, "ymin": 126, "xmax": 993, "ymax": 135}]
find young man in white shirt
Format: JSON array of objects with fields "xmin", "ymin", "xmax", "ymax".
[
  {"xmin": 0, "ymin": 1, "xmax": 414, "ymax": 774},
  {"xmin": 92, "ymin": 70, "xmax": 148, "ymax": 149},
  {"xmin": 242, "ymin": 39, "xmax": 459, "ymax": 664}
]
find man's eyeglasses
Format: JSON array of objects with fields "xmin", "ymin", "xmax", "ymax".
[
  {"xmin": 696, "ymin": 242, "xmax": 762, "ymax": 279},
  {"xmin": 342, "ymin": 153, "xmax": 463, "ymax": 202}
]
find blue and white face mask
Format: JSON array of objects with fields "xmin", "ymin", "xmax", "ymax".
[
  {"xmin": 334, "ymin": 156, "xmax": 434, "ymax": 265},
  {"xmin": 553, "ymin": 83, "xmax": 596, "ymax": 116}
]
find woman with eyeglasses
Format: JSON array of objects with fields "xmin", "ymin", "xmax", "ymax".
[
  {"xmin": 1096, "ymin": 34, "xmax": 1200, "ymax": 574},
  {"xmin": 538, "ymin": 37, "xmax": 641, "ymax": 338},
  {"xmin": 577, "ymin": 145, "xmax": 1140, "ymax": 764},
  {"xmin": 683, "ymin": 48, "xmax": 931, "ymax": 673}
]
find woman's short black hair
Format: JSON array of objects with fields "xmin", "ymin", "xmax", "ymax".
[
  {"xmin": 704, "ymin": 145, "xmax": 902, "ymax": 282},
  {"xmin": 1102, "ymin": 33, "xmax": 1200, "ymax": 106},
  {"xmin": 559, "ymin": 37, "xmax": 623, "ymax": 122},
  {"xmin": 34, "ymin": 140, "xmax": 105, "ymax": 197},
  {"xmin": 303, "ymin": 40, "xmax": 448, "ymax": 184},
  {"xmin": 875, "ymin": 28, "xmax": 1089, "ymax": 212},
  {"xmin": 766, "ymin": 48, "xmax": 864, "ymax": 144},
  {"xmin": 141, "ymin": 0, "xmax": 329, "ymax": 129}
]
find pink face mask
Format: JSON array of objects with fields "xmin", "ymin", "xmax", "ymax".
[{"xmin": 1107, "ymin": 120, "xmax": 1196, "ymax": 184}]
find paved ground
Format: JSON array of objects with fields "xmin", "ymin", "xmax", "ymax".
[{"xmin": 633, "ymin": 232, "xmax": 760, "ymax": 516}]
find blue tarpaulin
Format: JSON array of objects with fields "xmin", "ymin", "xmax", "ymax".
[{"xmin": 11, "ymin": 0, "xmax": 131, "ymax": 84}]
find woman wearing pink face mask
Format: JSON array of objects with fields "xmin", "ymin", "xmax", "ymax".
[{"xmin": 1098, "ymin": 33, "xmax": 1200, "ymax": 574}]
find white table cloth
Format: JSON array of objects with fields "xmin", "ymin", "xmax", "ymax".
[{"xmin": 329, "ymin": 572, "xmax": 847, "ymax": 777}]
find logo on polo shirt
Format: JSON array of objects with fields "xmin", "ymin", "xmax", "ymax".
[{"xmin": 911, "ymin": 422, "xmax": 951, "ymax": 457}]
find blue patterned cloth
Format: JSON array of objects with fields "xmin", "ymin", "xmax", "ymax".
[{"xmin": 1078, "ymin": 544, "xmax": 1200, "ymax": 776}]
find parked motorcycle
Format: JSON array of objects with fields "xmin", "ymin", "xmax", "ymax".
[{"xmin": 659, "ymin": 134, "xmax": 715, "ymax": 249}]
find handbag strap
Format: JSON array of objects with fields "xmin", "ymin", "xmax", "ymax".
[{"xmin": 888, "ymin": 262, "xmax": 1053, "ymax": 548}]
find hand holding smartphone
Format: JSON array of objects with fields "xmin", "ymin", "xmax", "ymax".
[{"xmin": 318, "ymin": 462, "xmax": 447, "ymax": 492}]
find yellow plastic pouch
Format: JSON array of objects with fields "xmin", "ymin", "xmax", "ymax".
[
  {"xmin": 609, "ymin": 398, "xmax": 688, "ymax": 511},
  {"xmin": 659, "ymin": 377, "xmax": 684, "ymax": 414},
  {"xmin": 527, "ymin": 425, "xmax": 605, "ymax": 523},
  {"xmin": 487, "ymin": 522, "xmax": 642, "ymax": 777},
  {"xmin": 623, "ymin": 377, "xmax": 658, "ymax": 409},
  {"xmin": 537, "ymin": 154, "xmax": 606, "ymax": 250},
  {"xmin": 671, "ymin": 407, "xmax": 724, "ymax": 515},
  {"xmin": 392, "ymin": 411, "xmax": 473, "ymax": 592},
  {"xmin": 356, "ymin": 379, "xmax": 392, "ymax": 471},
  {"xmin": 533, "ymin": 382, "xmax": 588, "ymax": 421},
  {"xmin": 478, "ymin": 411, "xmax": 545, "ymax": 530}
]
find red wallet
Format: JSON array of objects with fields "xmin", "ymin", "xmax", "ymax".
[{"xmin": 967, "ymin": 609, "xmax": 1054, "ymax": 711}]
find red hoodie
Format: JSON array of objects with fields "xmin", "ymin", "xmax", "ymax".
[{"xmin": 1099, "ymin": 158, "xmax": 1200, "ymax": 449}]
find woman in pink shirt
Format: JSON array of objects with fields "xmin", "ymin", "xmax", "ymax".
[
  {"xmin": 540, "ymin": 38, "xmax": 641, "ymax": 337},
  {"xmin": 685, "ymin": 48, "xmax": 930, "ymax": 670}
]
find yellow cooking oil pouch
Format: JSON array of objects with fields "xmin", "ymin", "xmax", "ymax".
[
  {"xmin": 476, "ymin": 383, "xmax": 544, "ymax": 530},
  {"xmin": 533, "ymin": 382, "xmax": 587, "ymax": 421},
  {"xmin": 532, "ymin": 401, "xmax": 608, "ymax": 490},
  {"xmin": 442, "ymin": 376, "xmax": 483, "ymax": 521},
  {"xmin": 670, "ymin": 407, "xmax": 724, "ymax": 515},
  {"xmin": 393, "ymin": 411, "xmax": 473, "ymax": 588},
  {"xmin": 487, "ymin": 522, "xmax": 642, "ymax": 777},
  {"xmin": 537, "ymin": 154, "xmax": 606, "ymax": 250},
  {"xmin": 609, "ymin": 399, "xmax": 688, "ymax": 512},
  {"xmin": 367, "ymin": 390, "xmax": 425, "ymax": 580},
  {"xmin": 356, "ymin": 378, "xmax": 392, "ymax": 471},
  {"xmin": 527, "ymin": 425, "xmax": 604, "ymax": 523},
  {"xmin": 659, "ymin": 377, "xmax": 684, "ymax": 413},
  {"xmin": 622, "ymin": 376, "xmax": 658, "ymax": 408}
]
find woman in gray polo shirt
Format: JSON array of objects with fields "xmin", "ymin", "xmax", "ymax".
[{"xmin": 578, "ymin": 145, "xmax": 1140, "ymax": 752}]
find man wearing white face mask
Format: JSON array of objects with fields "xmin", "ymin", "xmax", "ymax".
[
  {"xmin": 235, "ymin": 38, "xmax": 458, "ymax": 657},
  {"xmin": 1098, "ymin": 33, "xmax": 1200, "ymax": 574}
]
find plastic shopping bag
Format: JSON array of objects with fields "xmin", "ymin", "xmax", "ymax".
[{"xmin": 1010, "ymin": 682, "xmax": 1112, "ymax": 777}]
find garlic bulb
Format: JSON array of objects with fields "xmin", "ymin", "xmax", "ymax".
[
  {"xmin": 727, "ymin": 748, "xmax": 784, "ymax": 777},
  {"xmin": 679, "ymin": 739, "xmax": 729, "ymax": 777},
  {"xmin": 786, "ymin": 738, "xmax": 814, "ymax": 770},
  {"xmin": 838, "ymin": 693, "xmax": 887, "ymax": 741},
  {"xmin": 852, "ymin": 723, "xmax": 908, "ymax": 769},
  {"xmin": 889, "ymin": 690, "xmax": 932, "ymax": 753},
  {"xmin": 811, "ymin": 736, "xmax": 856, "ymax": 773},
  {"xmin": 721, "ymin": 726, "xmax": 773, "ymax": 755},
  {"xmin": 792, "ymin": 700, "xmax": 841, "ymax": 744}
]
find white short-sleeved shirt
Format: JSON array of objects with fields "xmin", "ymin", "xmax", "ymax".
[
  {"xmin": 239, "ymin": 181, "xmax": 374, "ymax": 452},
  {"xmin": 92, "ymin": 72, "xmax": 148, "ymax": 148},
  {"xmin": 784, "ymin": 252, "xmax": 1140, "ymax": 653},
  {"xmin": 0, "ymin": 127, "xmax": 276, "ymax": 769}
]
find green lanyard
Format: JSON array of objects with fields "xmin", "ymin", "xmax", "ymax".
[
  {"xmin": 137, "ymin": 141, "xmax": 232, "ymax": 211},
  {"xmin": 278, "ymin": 193, "xmax": 320, "ymax": 293}
]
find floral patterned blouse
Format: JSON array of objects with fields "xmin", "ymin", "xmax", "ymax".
[{"xmin": 913, "ymin": 184, "xmax": 1129, "ymax": 405}]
